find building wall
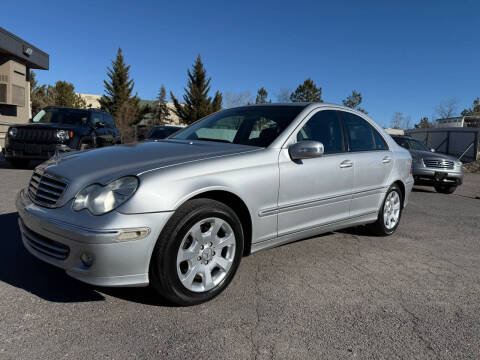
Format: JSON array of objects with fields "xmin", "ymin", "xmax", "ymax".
[
  {"xmin": 0, "ymin": 60, "xmax": 31, "ymax": 150},
  {"xmin": 77, "ymin": 93, "xmax": 182, "ymax": 125}
]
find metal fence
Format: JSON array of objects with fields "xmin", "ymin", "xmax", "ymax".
[{"xmin": 406, "ymin": 128, "xmax": 479, "ymax": 163}]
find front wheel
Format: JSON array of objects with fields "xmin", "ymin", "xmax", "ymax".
[
  {"xmin": 368, "ymin": 184, "xmax": 403, "ymax": 236},
  {"xmin": 434, "ymin": 185, "xmax": 457, "ymax": 194},
  {"xmin": 149, "ymin": 199, "xmax": 244, "ymax": 306}
]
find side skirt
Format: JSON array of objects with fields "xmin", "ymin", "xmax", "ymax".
[{"xmin": 250, "ymin": 212, "xmax": 378, "ymax": 254}]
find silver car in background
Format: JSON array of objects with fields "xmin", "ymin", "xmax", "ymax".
[
  {"xmin": 16, "ymin": 103, "xmax": 413, "ymax": 305},
  {"xmin": 392, "ymin": 135, "xmax": 463, "ymax": 194}
]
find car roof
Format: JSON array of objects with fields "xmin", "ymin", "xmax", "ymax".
[
  {"xmin": 44, "ymin": 106, "xmax": 105, "ymax": 113},
  {"xmin": 392, "ymin": 135, "xmax": 415, "ymax": 140}
]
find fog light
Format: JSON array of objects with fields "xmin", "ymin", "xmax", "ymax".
[{"xmin": 80, "ymin": 252, "xmax": 94, "ymax": 267}]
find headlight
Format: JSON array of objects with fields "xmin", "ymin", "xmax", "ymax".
[
  {"xmin": 8, "ymin": 127, "xmax": 18, "ymax": 137},
  {"xmin": 454, "ymin": 160, "xmax": 462, "ymax": 167},
  {"xmin": 73, "ymin": 176, "xmax": 139, "ymax": 215},
  {"xmin": 412, "ymin": 156, "xmax": 422, "ymax": 164},
  {"xmin": 56, "ymin": 129, "xmax": 70, "ymax": 141}
]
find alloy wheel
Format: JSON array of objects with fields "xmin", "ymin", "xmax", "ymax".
[{"xmin": 176, "ymin": 217, "xmax": 236, "ymax": 292}]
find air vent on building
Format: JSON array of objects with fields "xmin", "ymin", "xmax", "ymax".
[
  {"xmin": 12, "ymin": 85, "xmax": 25, "ymax": 106},
  {"xmin": 0, "ymin": 84, "xmax": 7, "ymax": 103},
  {"xmin": 0, "ymin": 75, "xmax": 8, "ymax": 83}
]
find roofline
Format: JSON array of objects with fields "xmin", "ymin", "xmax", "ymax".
[{"xmin": 0, "ymin": 26, "xmax": 49, "ymax": 70}]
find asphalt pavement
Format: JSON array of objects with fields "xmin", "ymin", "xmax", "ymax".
[{"xmin": 0, "ymin": 162, "xmax": 479, "ymax": 359}]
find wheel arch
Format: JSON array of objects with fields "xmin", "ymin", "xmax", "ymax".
[
  {"xmin": 187, "ymin": 190, "xmax": 253, "ymax": 256},
  {"xmin": 392, "ymin": 179, "xmax": 406, "ymax": 206}
]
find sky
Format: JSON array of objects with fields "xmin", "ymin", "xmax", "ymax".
[{"xmin": 3, "ymin": 0, "xmax": 479, "ymax": 126}]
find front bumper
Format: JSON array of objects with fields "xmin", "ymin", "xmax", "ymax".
[
  {"xmin": 16, "ymin": 189, "xmax": 173, "ymax": 287},
  {"xmin": 412, "ymin": 166, "xmax": 463, "ymax": 187},
  {"xmin": 5, "ymin": 142, "xmax": 74, "ymax": 160}
]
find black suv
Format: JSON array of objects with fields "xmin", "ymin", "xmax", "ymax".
[{"xmin": 4, "ymin": 107, "xmax": 121, "ymax": 167}]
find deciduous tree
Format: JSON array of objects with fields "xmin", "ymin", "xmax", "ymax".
[{"xmin": 435, "ymin": 99, "xmax": 458, "ymax": 119}]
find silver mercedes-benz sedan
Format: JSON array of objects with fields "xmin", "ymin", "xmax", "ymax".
[{"xmin": 16, "ymin": 103, "xmax": 413, "ymax": 305}]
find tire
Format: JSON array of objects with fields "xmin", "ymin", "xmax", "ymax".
[
  {"xmin": 368, "ymin": 183, "xmax": 403, "ymax": 236},
  {"xmin": 8, "ymin": 159, "xmax": 29, "ymax": 169},
  {"xmin": 434, "ymin": 185, "xmax": 456, "ymax": 194},
  {"xmin": 149, "ymin": 198, "xmax": 244, "ymax": 306}
]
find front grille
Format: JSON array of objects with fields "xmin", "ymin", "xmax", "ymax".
[
  {"xmin": 423, "ymin": 159, "xmax": 454, "ymax": 169},
  {"xmin": 22, "ymin": 222, "xmax": 70, "ymax": 260},
  {"xmin": 17, "ymin": 128, "xmax": 57, "ymax": 142},
  {"xmin": 28, "ymin": 169, "xmax": 68, "ymax": 208}
]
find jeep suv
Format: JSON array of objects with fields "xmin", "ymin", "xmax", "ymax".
[
  {"xmin": 4, "ymin": 107, "xmax": 121, "ymax": 168},
  {"xmin": 392, "ymin": 135, "xmax": 463, "ymax": 194}
]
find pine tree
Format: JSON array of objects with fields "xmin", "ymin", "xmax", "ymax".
[
  {"xmin": 99, "ymin": 48, "xmax": 140, "ymax": 141},
  {"xmin": 290, "ymin": 78, "xmax": 322, "ymax": 102},
  {"xmin": 99, "ymin": 48, "xmax": 139, "ymax": 118},
  {"xmin": 415, "ymin": 117, "xmax": 434, "ymax": 128},
  {"xmin": 255, "ymin": 87, "xmax": 270, "ymax": 104},
  {"xmin": 461, "ymin": 98, "xmax": 480, "ymax": 116},
  {"xmin": 342, "ymin": 90, "xmax": 367, "ymax": 114},
  {"xmin": 170, "ymin": 55, "xmax": 223, "ymax": 125},
  {"xmin": 154, "ymin": 85, "xmax": 170, "ymax": 125}
]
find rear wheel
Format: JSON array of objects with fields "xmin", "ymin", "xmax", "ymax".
[
  {"xmin": 368, "ymin": 183, "xmax": 403, "ymax": 236},
  {"xmin": 149, "ymin": 199, "xmax": 243, "ymax": 306},
  {"xmin": 434, "ymin": 185, "xmax": 456, "ymax": 194}
]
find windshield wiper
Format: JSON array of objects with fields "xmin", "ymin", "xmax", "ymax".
[{"xmin": 195, "ymin": 138, "xmax": 232, "ymax": 144}]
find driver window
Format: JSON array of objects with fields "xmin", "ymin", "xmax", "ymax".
[{"xmin": 296, "ymin": 110, "xmax": 345, "ymax": 154}]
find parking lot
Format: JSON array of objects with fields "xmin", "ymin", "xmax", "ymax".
[{"xmin": 0, "ymin": 162, "xmax": 479, "ymax": 359}]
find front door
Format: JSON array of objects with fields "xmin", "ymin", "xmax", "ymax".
[{"xmin": 277, "ymin": 110, "xmax": 354, "ymax": 236}]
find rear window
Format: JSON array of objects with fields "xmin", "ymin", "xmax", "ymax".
[{"xmin": 148, "ymin": 127, "xmax": 181, "ymax": 139}]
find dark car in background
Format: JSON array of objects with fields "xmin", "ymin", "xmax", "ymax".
[
  {"xmin": 392, "ymin": 135, "xmax": 463, "ymax": 194},
  {"xmin": 145, "ymin": 125, "xmax": 183, "ymax": 141},
  {"xmin": 4, "ymin": 107, "xmax": 121, "ymax": 168}
]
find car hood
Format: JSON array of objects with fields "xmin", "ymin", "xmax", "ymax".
[
  {"xmin": 40, "ymin": 140, "xmax": 259, "ymax": 185},
  {"xmin": 410, "ymin": 150, "xmax": 459, "ymax": 161}
]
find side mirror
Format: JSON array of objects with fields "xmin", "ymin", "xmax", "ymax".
[
  {"xmin": 430, "ymin": 148, "xmax": 435, "ymax": 152},
  {"xmin": 289, "ymin": 141, "xmax": 324, "ymax": 160},
  {"xmin": 94, "ymin": 121, "xmax": 105, "ymax": 129}
]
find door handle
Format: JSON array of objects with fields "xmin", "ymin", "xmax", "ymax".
[
  {"xmin": 382, "ymin": 156, "xmax": 391, "ymax": 164},
  {"xmin": 340, "ymin": 160, "xmax": 353, "ymax": 168}
]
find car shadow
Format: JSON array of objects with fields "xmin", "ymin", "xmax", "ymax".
[
  {"xmin": 0, "ymin": 212, "xmax": 173, "ymax": 306},
  {"xmin": 412, "ymin": 186, "xmax": 435, "ymax": 193}
]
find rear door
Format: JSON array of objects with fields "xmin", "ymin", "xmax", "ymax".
[
  {"xmin": 340, "ymin": 111, "xmax": 393, "ymax": 217},
  {"xmin": 277, "ymin": 109, "xmax": 354, "ymax": 236}
]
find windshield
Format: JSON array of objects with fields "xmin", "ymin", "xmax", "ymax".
[
  {"xmin": 171, "ymin": 106, "xmax": 305, "ymax": 147},
  {"xmin": 32, "ymin": 109, "xmax": 89, "ymax": 126},
  {"xmin": 148, "ymin": 127, "xmax": 181, "ymax": 139}
]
